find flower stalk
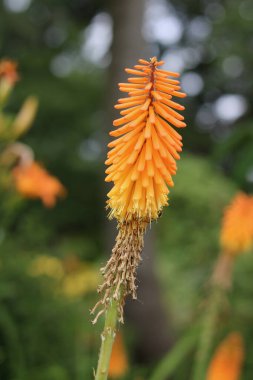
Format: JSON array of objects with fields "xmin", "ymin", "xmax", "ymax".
[
  {"xmin": 92, "ymin": 220, "xmax": 146, "ymax": 379},
  {"xmin": 192, "ymin": 253, "xmax": 234, "ymax": 380},
  {"xmin": 95, "ymin": 297, "xmax": 120, "ymax": 380},
  {"xmin": 192, "ymin": 285, "xmax": 225, "ymax": 380}
]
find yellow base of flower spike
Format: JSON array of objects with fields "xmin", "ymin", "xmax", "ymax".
[{"xmin": 105, "ymin": 57, "xmax": 186, "ymax": 222}]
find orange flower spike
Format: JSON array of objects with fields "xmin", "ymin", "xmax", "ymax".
[
  {"xmin": 0, "ymin": 59, "xmax": 19, "ymax": 84},
  {"xmin": 12, "ymin": 162, "xmax": 66, "ymax": 207},
  {"xmin": 108, "ymin": 332, "xmax": 128, "ymax": 378},
  {"xmin": 106, "ymin": 57, "xmax": 187, "ymax": 222},
  {"xmin": 220, "ymin": 192, "xmax": 253, "ymax": 255},
  {"xmin": 206, "ymin": 332, "xmax": 244, "ymax": 380}
]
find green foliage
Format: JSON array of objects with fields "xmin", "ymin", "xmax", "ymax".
[
  {"xmin": 154, "ymin": 154, "xmax": 253, "ymax": 379},
  {"xmin": 1, "ymin": 151, "xmax": 253, "ymax": 380},
  {"xmin": 158, "ymin": 153, "xmax": 236, "ymax": 327},
  {"xmin": 0, "ymin": 246, "xmax": 97, "ymax": 380}
]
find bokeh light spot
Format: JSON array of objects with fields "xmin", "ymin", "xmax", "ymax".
[
  {"xmin": 81, "ymin": 12, "xmax": 112, "ymax": 67},
  {"xmin": 181, "ymin": 72, "xmax": 204, "ymax": 96},
  {"xmin": 214, "ymin": 95, "xmax": 247, "ymax": 122},
  {"xmin": 143, "ymin": 0, "xmax": 183, "ymax": 45},
  {"xmin": 4, "ymin": 0, "xmax": 31, "ymax": 12},
  {"xmin": 222, "ymin": 56, "xmax": 244, "ymax": 78}
]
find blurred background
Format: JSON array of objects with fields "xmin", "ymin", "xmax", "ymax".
[{"xmin": 0, "ymin": 0, "xmax": 253, "ymax": 379}]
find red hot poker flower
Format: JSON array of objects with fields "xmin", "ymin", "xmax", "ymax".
[
  {"xmin": 105, "ymin": 57, "xmax": 186, "ymax": 222},
  {"xmin": 220, "ymin": 192, "xmax": 253, "ymax": 255}
]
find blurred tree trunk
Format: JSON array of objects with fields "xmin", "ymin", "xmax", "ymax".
[
  {"xmin": 104, "ymin": 0, "xmax": 173, "ymax": 363},
  {"xmin": 107, "ymin": 0, "xmax": 149, "ymax": 113}
]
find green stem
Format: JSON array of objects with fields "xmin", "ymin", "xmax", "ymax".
[
  {"xmin": 95, "ymin": 297, "xmax": 119, "ymax": 380},
  {"xmin": 191, "ymin": 287, "xmax": 223, "ymax": 380},
  {"xmin": 149, "ymin": 326, "xmax": 198, "ymax": 380}
]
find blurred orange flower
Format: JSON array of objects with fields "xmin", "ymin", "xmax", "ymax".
[
  {"xmin": 109, "ymin": 332, "xmax": 128, "ymax": 378},
  {"xmin": 206, "ymin": 332, "xmax": 244, "ymax": 380},
  {"xmin": 106, "ymin": 57, "xmax": 186, "ymax": 222},
  {"xmin": 220, "ymin": 192, "xmax": 253, "ymax": 254},
  {"xmin": 12, "ymin": 161, "xmax": 66, "ymax": 207},
  {"xmin": 0, "ymin": 59, "xmax": 19, "ymax": 84}
]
